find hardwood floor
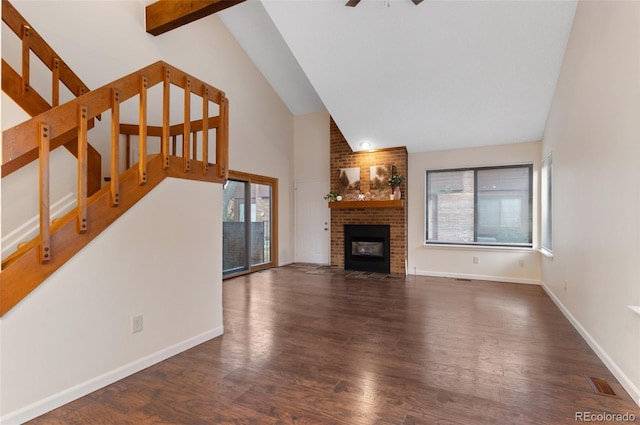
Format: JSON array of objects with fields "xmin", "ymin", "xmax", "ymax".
[{"xmin": 27, "ymin": 265, "xmax": 640, "ymax": 424}]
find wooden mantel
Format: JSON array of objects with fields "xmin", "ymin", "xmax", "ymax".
[{"xmin": 328, "ymin": 200, "xmax": 404, "ymax": 209}]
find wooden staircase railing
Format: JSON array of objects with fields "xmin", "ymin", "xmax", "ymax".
[
  {"xmin": 0, "ymin": 60, "xmax": 229, "ymax": 316},
  {"xmin": 1, "ymin": 0, "xmax": 101, "ymax": 194},
  {"xmin": 118, "ymin": 117, "xmax": 222, "ymax": 170}
]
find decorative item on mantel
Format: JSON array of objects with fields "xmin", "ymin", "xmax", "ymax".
[
  {"xmin": 388, "ymin": 173, "xmax": 404, "ymax": 200},
  {"xmin": 324, "ymin": 190, "xmax": 340, "ymax": 202},
  {"xmin": 338, "ymin": 167, "xmax": 360, "ymax": 201},
  {"xmin": 369, "ymin": 165, "xmax": 393, "ymax": 200}
]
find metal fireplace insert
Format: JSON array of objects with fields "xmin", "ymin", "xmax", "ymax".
[{"xmin": 344, "ymin": 224, "xmax": 390, "ymax": 274}]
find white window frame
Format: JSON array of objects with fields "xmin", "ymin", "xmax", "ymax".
[
  {"xmin": 425, "ymin": 164, "xmax": 533, "ymax": 248},
  {"xmin": 541, "ymin": 154, "xmax": 553, "ymax": 253}
]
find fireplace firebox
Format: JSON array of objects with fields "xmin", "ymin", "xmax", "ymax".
[{"xmin": 344, "ymin": 225, "xmax": 390, "ymax": 274}]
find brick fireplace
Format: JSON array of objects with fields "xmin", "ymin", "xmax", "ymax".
[{"xmin": 329, "ymin": 119, "xmax": 408, "ymax": 275}]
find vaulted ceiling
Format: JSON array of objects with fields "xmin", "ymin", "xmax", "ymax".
[{"xmin": 218, "ymin": 0, "xmax": 577, "ymax": 153}]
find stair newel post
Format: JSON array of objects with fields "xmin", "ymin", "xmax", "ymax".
[
  {"xmin": 21, "ymin": 24, "xmax": 30, "ymax": 94},
  {"xmin": 202, "ymin": 87, "xmax": 209, "ymax": 174},
  {"xmin": 162, "ymin": 68, "xmax": 171, "ymax": 169},
  {"xmin": 183, "ymin": 78, "xmax": 191, "ymax": 172},
  {"xmin": 52, "ymin": 58, "xmax": 60, "ymax": 107},
  {"xmin": 216, "ymin": 94, "xmax": 229, "ymax": 179},
  {"xmin": 111, "ymin": 89, "xmax": 121, "ymax": 206},
  {"xmin": 139, "ymin": 76, "xmax": 148, "ymax": 185},
  {"xmin": 39, "ymin": 123, "xmax": 51, "ymax": 263},
  {"xmin": 77, "ymin": 105, "xmax": 88, "ymax": 234}
]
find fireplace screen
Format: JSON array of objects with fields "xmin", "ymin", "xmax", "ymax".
[
  {"xmin": 344, "ymin": 224, "xmax": 390, "ymax": 274},
  {"xmin": 351, "ymin": 241, "xmax": 384, "ymax": 258}
]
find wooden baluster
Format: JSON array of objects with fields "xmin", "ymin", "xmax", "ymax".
[
  {"xmin": 192, "ymin": 131, "xmax": 198, "ymax": 161},
  {"xmin": 125, "ymin": 134, "xmax": 131, "ymax": 169},
  {"xmin": 217, "ymin": 95, "xmax": 229, "ymax": 179},
  {"xmin": 77, "ymin": 105, "xmax": 88, "ymax": 233},
  {"xmin": 172, "ymin": 135, "xmax": 177, "ymax": 156},
  {"xmin": 202, "ymin": 87, "xmax": 209, "ymax": 174},
  {"xmin": 39, "ymin": 123, "xmax": 51, "ymax": 263},
  {"xmin": 183, "ymin": 78, "xmax": 191, "ymax": 172},
  {"xmin": 162, "ymin": 68, "xmax": 171, "ymax": 169},
  {"xmin": 139, "ymin": 76, "xmax": 148, "ymax": 185},
  {"xmin": 111, "ymin": 89, "xmax": 120, "ymax": 206},
  {"xmin": 52, "ymin": 58, "xmax": 60, "ymax": 107},
  {"xmin": 22, "ymin": 25, "xmax": 30, "ymax": 94}
]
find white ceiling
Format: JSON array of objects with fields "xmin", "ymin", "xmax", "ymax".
[{"xmin": 220, "ymin": 0, "xmax": 577, "ymax": 153}]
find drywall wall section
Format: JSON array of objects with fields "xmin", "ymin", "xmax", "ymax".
[
  {"xmin": 0, "ymin": 178, "xmax": 223, "ymax": 423},
  {"xmin": 408, "ymin": 141, "xmax": 541, "ymax": 284},
  {"xmin": 540, "ymin": 0, "xmax": 640, "ymax": 405},
  {"xmin": 294, "ymin": 111, "xmax": 330, "ymax": 183}
]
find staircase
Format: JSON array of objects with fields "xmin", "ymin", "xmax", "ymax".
[{"xmin": 0, "ymin": 1, "xmax": 229, "ymax": 316}]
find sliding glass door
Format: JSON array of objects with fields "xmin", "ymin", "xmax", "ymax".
[
  {"xmin": 222, "ymin": 179, "xmax": 248, "ymax": 274},
  {"xmin": 223, "ymin": 172, "xmax": 277, "ymax": 276},
  {"xmin": 250, "ymin": 182, "xmax": 272, "ymax": 267}
]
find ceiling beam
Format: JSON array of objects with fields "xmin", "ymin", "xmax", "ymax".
[{"xmin": 146, "ymin": 0, "xmax": 247, "ymax": 36}]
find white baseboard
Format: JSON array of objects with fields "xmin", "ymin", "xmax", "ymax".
[
  {"xmin": 540, "ymin": 282, "xmax": 640, "ymax": 408},
  {"xmin": 0, "ymin": 326, "xmax": 224, "ymax": 425},
  {"xmin": 414, "ymin": 269, "xmax": 541, "ymax": 285},
  {"xmin": 1, "ymin": 192, "xmax": 76, "ymax": 261}
]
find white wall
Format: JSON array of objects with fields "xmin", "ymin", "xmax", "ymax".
[
  {"xmin": 408, "ymin": 141, "xmax": 542, "ymax": 284},
  {"xmin": 293, "ymin": 111, "xmax": 330, "ymax": 183},
  {"xmin": 540, "ymin": 0, "xmax": 640, "ymax": 405},
  {"xmin": 0, "ymin": 178, "xmax": 223, "ymax": 423}
]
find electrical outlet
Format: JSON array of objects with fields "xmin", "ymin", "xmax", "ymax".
[
  {"xmin": 132, "ymin": 314, "xmax": 143, "ymax": 334},
  {"xmin": 473, "ymin": 256, "xmax": 479, "ymax": 264}
]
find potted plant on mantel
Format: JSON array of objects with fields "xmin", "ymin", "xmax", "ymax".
[
  {"xmin": 324, "ymin": 191, "xmax": 341, "ymax": 202},
  {"xmin": 388, "ymin": 174, "xmax": 404, "ymax": 200}
]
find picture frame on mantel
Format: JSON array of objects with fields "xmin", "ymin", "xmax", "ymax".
[
  {"xmin": 338, "ymin": 167, "xmax": 361, "ymax": 201},
  {"xmin": 369, "ymin": 164, "xmax": 393, "ymax": 201}
]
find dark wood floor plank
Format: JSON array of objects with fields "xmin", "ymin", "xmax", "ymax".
[{"xmin": 26, "ymin": 265, "xmax": 640, "ymax": 424}]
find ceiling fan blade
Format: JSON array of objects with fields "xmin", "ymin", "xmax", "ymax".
[
  {"xmin": 411, "ymin": 0, "xmax": 424, "ymax": 4},
  {"xmin": 345, "ymin": 0, "xmax": 361, "ymax": 6}
]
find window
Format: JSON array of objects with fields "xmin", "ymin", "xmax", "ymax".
[
  {"xmin": 426, "ymin": 165, "xmax": 533, "ymax": 247},
  {"xmin": 541, "ymin": 155, "xmax": 552, "ymax": 252}
]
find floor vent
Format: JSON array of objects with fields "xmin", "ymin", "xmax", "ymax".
[
  {"xmin": 454, "ymin": 278, "xmax": 472, "ymax": 282},
  {"xmin": 585, "ymin": 376, "xmax": 617, "ymax": 396}
]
